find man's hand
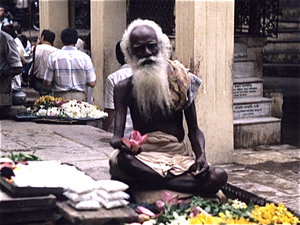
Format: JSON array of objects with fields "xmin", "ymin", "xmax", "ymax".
[
  {"xmin": 109, "ymin": 137, "xmax": 141, "ymax": 155},
  {"xmin": 189, "ymin": 157, "xmax": 209, "ymax": 178}
]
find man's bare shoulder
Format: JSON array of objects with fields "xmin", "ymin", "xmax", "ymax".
[{"xmin": 115, "ymin": 76, "xmax": 133, "ymax": 90}]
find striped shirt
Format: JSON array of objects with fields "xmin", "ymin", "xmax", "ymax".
[{"xmin": 44, "ymin": 46, "xmax": 96, "ymax": 92}]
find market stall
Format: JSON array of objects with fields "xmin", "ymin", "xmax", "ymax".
[{"xmin": 0, "ymin": 160, "xmax": 138, "ymax": 225}]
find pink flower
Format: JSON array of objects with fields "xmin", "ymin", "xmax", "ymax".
[
  {"xmin": 55, "ymin": 99, "xmax": 69, "ymax": 107},
  {"xmin": 189, "ymin": 206, "xmax": 210, "ymax": 218},
  {"xmin": 156, "ymin": 191, "xmax": 184, "ymax": 212},
  {"xmin": 121, "ymin": 130, "xmax": 148, "ymax": 152},
  {"xmin": 136, "ymin": 206, "xmax": 156, "ymax": 217}
]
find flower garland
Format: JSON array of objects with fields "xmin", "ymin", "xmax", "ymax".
[
  {"xmin": 131, "ymin": 192, "xmax": 299, "ymax": 225},
  {"xmin": 189, "ymin": 201, "xmax": 299, "ymax": 225},
  {"xmin": 26, "ymin": 95, "xmax": 108, "ymax": 119}
]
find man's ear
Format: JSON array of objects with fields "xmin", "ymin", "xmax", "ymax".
[{"xmin": 41, "ymin": 35, "xmax": 45, "ymax": 42}]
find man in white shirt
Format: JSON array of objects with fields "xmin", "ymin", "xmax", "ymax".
[
  {"xmin": 30, "ymin": 29, "xmax": 58, "ymax": 96},
  {"xmin": 0, "ymin": 30, "xmax": 22, "ymax": 77},
  {"xmin": 103, "ymin": 42, "xmax": 133, "ymax": 138},
  {"xmin": 1, "ymin": 22, "xmax": 25, "ymax": 89},
  {"xmin": 44, "ymin": 28, "xmax": 96, "ymax": 101}
]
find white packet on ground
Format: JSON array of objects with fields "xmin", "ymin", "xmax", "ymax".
[
  {"xmin": 67, "ymin": 177, "xmax": 97, "ymax": 194},
  {"xmin": 64, "ymin": 190, "xmax": 98, "ymax": 203},
  {"xmin": 96, "ymin": 180, "xmax": 129, "ymax": 192},
  {"xmin": 96, "ymin": 196, "xmax": 129, "ymax": 209},
  {"xmin": 96, "ymin": 190, "xmax": 130, "ymax": 201},
  {"xmin": 67, "ymin": 200, "xmax": 101, "ymax": 210}
]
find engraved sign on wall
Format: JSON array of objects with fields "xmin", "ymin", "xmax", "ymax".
[
  {"xmin": 233, "ymin": 102, "xmax": 271, "ymax": 119},
  {"xmin": 233, "ymin": 83, "xmax": 262, "ymax": 97}
]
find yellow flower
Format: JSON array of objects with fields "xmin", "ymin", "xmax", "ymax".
[
  {"xmin": 251, "ymin": 202, "xmax": 299, "ymax": 225},
  {"xmin": 189, "ymin": 213, "xmax": 217, "ymax": 224}
]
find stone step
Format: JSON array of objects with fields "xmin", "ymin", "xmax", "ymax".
[
  {"xmin": 269, "ymin": 32, "xmax": 300, "ymax": 42},
  {"xmin": 263, "ymin": 64, "xmax": 300, "ymax": 77},
  {"xmin": 234, "ymin": 117, "xmax": 281, "ymax": 148},
  {"xmin": 279, "ymin": 7, "xmax": 300, "ymax": 19},
  {"xmin": 23, "ymin": 87, "xmax": 39, "ymax": 98},
  {"xmin": 233, "ymin": 77, "xmax": 263, "ymax": 98},
  {"xmin": 264, "ymin": 41, "xmax": 300, "ymax": 51},
  {"xmin": 234, "ymin": 43, "xmax": 248, "ymax": 57},
  {"xmin": 278, "ymin": 20, "xmax": 300, "ymax": 29},
  {"xmin": 277, "ymin": 27, "xmax": 300, "ymax": 34},
  {"xmin": 233, "ymin": 57, "xmax": 255, "ymax": 78},
  {"xmin": 233, "ymin": 97, "xmax": 272, "ymax": 120},
  {"xmin": 263, "ymin": 50, "xmax": 300, "ymax": 64}
]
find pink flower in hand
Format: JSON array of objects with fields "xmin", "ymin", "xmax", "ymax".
[{"xmin": 121, "ymin": 130, "xmax": 148, "ymax": 153}]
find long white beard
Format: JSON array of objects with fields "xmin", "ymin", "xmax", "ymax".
[{"xmin": 132, "ymin": 53, "xmax": 172, "ymax": 119}]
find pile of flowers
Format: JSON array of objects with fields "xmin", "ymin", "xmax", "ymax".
[
  {"xmin": 26, "ymin": 95, "xmax": 108, "ymax": 119},
  {"xmin": 129, "ymin": 192, "xmax": 299, "ymax": 225}
]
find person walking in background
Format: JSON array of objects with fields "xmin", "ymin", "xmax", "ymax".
[
  {"xmin": 19, "ymin": 34, "xmax": 31, "ymax": 53},
  {"xmin": 30, "ymin": 29, "xmax": 58, "ymax": 96},
  {"xmin": 1, "ymin": 22, "xmax": 27, "ymax": 89},
  {"xmin": 103, "ymin": 41, "xmax": 133, "ymax": 138},
  {"xmin": 44, "ymin": 28, "xmax": 96, "ymax": 101},
  {"xmin": 0, "ymin": 30, "xmax": 22, "ymax": 78}
]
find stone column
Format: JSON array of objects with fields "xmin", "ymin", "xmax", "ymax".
[
  {"xmin": 175, "ymin": 0, "xmax": 234, "ymax": 164},
  {"xmin": 39, "ymin": 0, "xmax": 69, "ymax": 48},
  {"xmin": 90, "ymin": 1, "xmax": 127, "ymax": 109}
]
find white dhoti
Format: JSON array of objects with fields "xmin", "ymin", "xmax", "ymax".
[{"xmin": 135, "ymin": 131, "xmax": 195, "ymax": 177}]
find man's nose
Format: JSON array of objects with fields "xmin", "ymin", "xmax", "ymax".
[{"xmin": 143, "ymin": 46, "xmax": 152, "ymax": 58}]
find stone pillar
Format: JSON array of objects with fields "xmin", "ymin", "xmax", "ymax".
[
  {"xmin": 90, "ymin": 1, "xmax": 127, "ymax": 109},
  {"xmin": 39, "ymin": 0, "xmax": 69, "ymax": 48},
  {"xmin": 175, "ymin": 0, "xmax": 234, "ymax": 164}
]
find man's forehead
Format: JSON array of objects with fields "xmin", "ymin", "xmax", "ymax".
[{"xmin": 130, "ymin": 25, "xmax": 157, "ymax": 43}]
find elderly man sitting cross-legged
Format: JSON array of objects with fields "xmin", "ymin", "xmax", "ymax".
[{"xmin": 109, "ymin": 19, "xmax": 228, "ymax": 202}]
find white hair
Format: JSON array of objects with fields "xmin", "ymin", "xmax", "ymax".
[
  {"xmin": 120, "ymin": 19, "xmax": 171, "ymax": 64},
  {"xmin": 132, "ymin": 53, "xmax": 171, "ymax": 119},
  {"xmin": 162, "ymin": 34, "xmax": 172, "ymax": 59}
]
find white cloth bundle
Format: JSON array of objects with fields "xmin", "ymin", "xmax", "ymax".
[
  {"xmin": 97, "ymin": 190, "xmax": 130, "ymax": 201},
  {"xmin": 64, "ymin": 179, "xmax": 130, "ymax": 210},
  {"xmin": 96, "ymin": 180, "xmax": 129, "ymax": 192},
  {"xmin": 96, "ymin": 197, "xmax": 129, "ymax": 209},
  {"xmin": 67, "ymin": 200, "xmax": 101, "ymax": 210},
  {"xmin": 64, "ymin": 190, "xmax": 98, "ymax": 203}
]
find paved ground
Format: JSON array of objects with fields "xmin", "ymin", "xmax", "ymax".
[{"xmin": 0, "ymin": 119, "xmax": 299, "ymax": 218}]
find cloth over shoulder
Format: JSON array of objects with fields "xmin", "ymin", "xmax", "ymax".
[{"xmin": 167, "ymin": 59, "xmax": 202, "ymax": 110}]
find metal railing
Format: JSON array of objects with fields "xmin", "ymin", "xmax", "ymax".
[
  {"xmin": 234, "ymin": 0, "xmax": 279, "ymax": 37},
  {"xmin": 127, "ymin": 0, "xmax": 175, "ymax": 36}
]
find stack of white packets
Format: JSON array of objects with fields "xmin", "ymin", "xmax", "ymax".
[
  {"xmin": 64, "ymin": 179, "xmax": 130, "ymax": 210},
  {"xmin": 95, "ymin": 180, "xmax": 130, "ymax": 209}
]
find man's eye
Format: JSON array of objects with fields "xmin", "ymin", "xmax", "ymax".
[
  {"xmin": 147, "ymin": 43, "xmax": 157, "ymax": 49},
  {"xmin": 133, "ymin": 45, "xmax": 143, "ymax": 52}
]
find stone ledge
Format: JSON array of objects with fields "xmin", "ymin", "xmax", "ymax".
[
  {"xmin": 234, "ymin": 117, "xmax": 281, "ymax": 148},
  {"xmin": 233, "ymin": 96, "xmax": 272, "ymax": 104},
  {"xmin": 234, "ymin": 117, "xmax": 281, "ymax": 125}
]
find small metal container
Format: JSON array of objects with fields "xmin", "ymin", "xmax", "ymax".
[{"xmin": 12, "ymin": 88, "xmax": 27, "ymax": 105}]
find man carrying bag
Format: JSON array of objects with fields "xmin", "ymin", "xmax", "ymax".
[{"xmin": 29, "ymin": 29, "xmax": 57, "ymax": 96}]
